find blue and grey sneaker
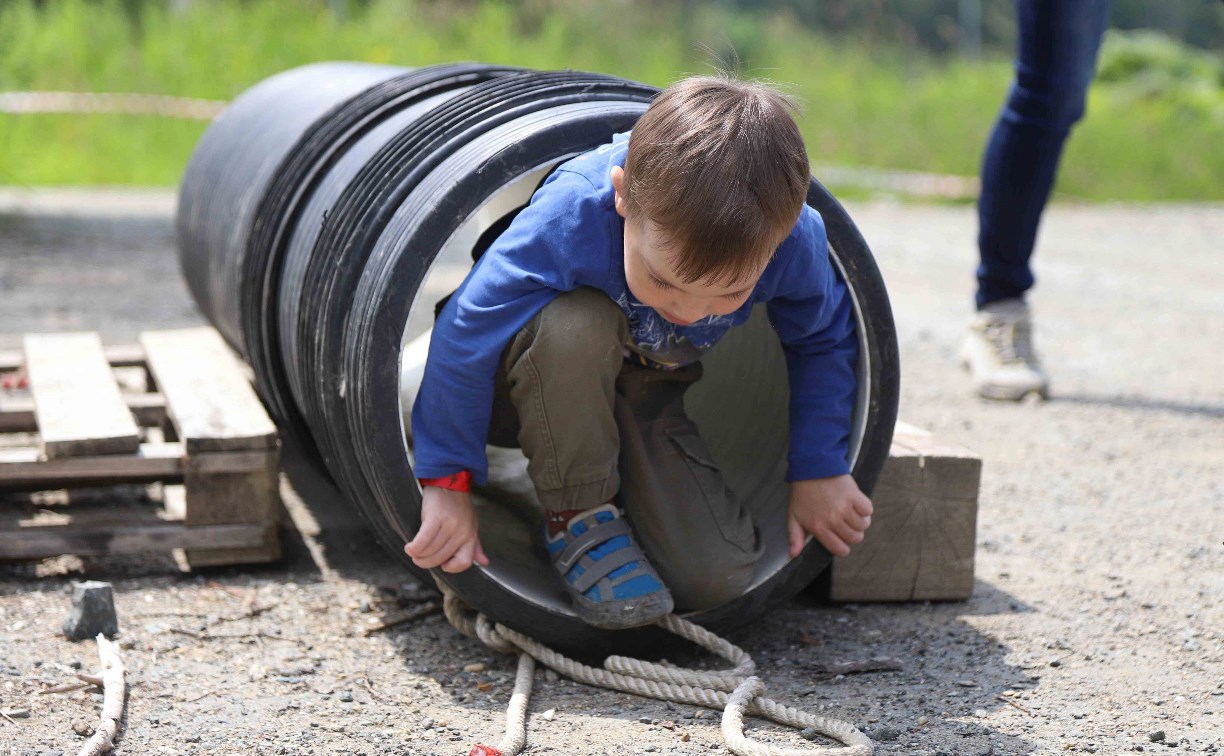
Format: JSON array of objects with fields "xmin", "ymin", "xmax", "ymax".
[{"xmin": 544, "ymin": 504, "xmax": 674, "ymax": 630}]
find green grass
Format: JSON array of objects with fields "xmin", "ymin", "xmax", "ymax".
[{"xmin": 2, "ymin": 0, "xmax": 1221, "ymax": 200}]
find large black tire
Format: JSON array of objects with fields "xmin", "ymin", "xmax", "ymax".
[{"xmin": 177, "ymin": 63, "xmax": 899, "ymax": 656}]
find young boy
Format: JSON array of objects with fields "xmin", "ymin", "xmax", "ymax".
[{"xmin": 406, "ymin": 75, "xmax": 872, "ymax": 630}]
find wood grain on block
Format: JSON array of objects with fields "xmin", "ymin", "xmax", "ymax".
[
  {"xmin": 177, "ymin": 451, "xmax": 283, "ymax": 566},
  {"xmin": 140, "ymin": 328, "xmax": 277, "ymax": 453},
  {"xmin": 829, "ymin": 425, "xmax": 981, "ymax": 602},
  {"xmin": 22, "ymin": 333, "xmax": 141, "ymax": 459}
]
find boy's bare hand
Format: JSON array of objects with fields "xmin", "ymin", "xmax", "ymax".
[
  {"xmin": 404, "ymin": 487, "xmax": 489, "ymax": 573},
  {"xmin": 787, "ymin": 474, "xmax": 873, "ymax": 558}
]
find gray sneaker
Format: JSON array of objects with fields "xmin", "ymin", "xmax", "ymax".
[{"xmin": 960, "ymin": 298, "xmax": 1050, "ymax": 400}]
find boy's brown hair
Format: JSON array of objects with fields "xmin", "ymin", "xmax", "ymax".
[{"xmin": 623, "ymin": 75, "xmax": 810, "ymax": 285}]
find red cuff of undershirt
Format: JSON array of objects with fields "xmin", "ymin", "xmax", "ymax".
[{"xmin": 418, "ymin": 471, "xmax": 472, "ymax": 493}]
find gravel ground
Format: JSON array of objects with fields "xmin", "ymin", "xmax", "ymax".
[{"xmin": 1, "ymin": 190, "xmax": 1221, "ymax": 756}]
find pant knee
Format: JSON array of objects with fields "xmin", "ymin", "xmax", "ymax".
[
  {"xmin": 1005, "ymin": 80, "xmax": 1089, "ymax": 132},
  {"xmin": 663, "ymin": 537, "xmax": 759, "ymax": 611},
  {"xmin": 532, "ymin": 287, "xmax": 627, "ymax": 359}
]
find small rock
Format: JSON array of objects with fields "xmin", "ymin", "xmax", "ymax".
[
  {"xmin": 799, "ymin": 727, "xmax": 819, "ymax": 741},
  {"xmin": 62, "ymin": 582, "xmax": 119, "ymax": 641},
  {"xmin": 463, "ymin": 663, "xmax": 486, "ymax": 673},
  {"xmin": 544, "ymin": 670, "xmax": 559, "ymax": 683},
  {"xmin": 72, "ymin": 720, "xmax": 93, "ymax": 737},
  {"xmin": 1149, "ymin": 731, "xmax": 1166, "ymax": 742},
  {"xmin": 338, "ymin": 690, "xmax": 354, "ymax": 703},
  {"xmin": 680, "ymin": 733, "xmax": 690, "ymax": 742},
  {"xmin": 638, "ymin": 717, "xmax": 654, "ymax": 724},
  {"xmin": 917, "ymin": 716, "xmax": 928, "ymax": 726},
  {"xmin": 1, "ymin": 708, "xmax": 30, "ymax": 718},
  {"xmin": 542, "ymin": 709, "xmax": 556, "ymax": 721},
  {"xmin": 869, "ymin": 726, "xmax": 901, "ymax": 742},
  {"xmin": 1049, "ymin": 658, "xmax": 1062, "ymax": 668}
]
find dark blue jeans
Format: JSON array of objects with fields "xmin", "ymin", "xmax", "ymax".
[{"xmin": 976, "ymin": 0, "xmax": 1112, "ymax": 309}]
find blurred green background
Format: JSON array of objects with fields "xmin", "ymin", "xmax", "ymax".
[{"xmin": 1, "ymin": 0, "xmax": 1222, "ymax": 200}]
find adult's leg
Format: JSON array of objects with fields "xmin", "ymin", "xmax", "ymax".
[
  {"xmin": 615, "ymin": 361, "xmax": 763, "ymax": 611},
  {"xmin": 976, "ymin": 0, "xmax": 1111, "ymax": 309}
]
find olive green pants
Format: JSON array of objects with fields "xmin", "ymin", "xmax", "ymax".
[{"xmin": 489, "ymin": 287, "xmax": 763, "ymax": 610}]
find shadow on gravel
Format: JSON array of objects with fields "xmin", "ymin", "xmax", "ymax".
[
  {"xmin": 278, "ymin": 430, "xmax": 1042, "ymax": 754},
  {"xmin": 1050, "ymin": 392, "xmax": 1224, "ymax": 419}
]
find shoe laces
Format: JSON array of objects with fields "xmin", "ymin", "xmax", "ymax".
[{"xmin": 984, "ymin": 318, "xmax": 1036, "ymax": 367}]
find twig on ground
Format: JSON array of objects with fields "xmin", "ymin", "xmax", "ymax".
[
  {"xmin": 216, "ymin": 604, "xmax": 272, "ymax": 624},
  {"xmin": 180, "ymin": 690, "xmax": 216, "ymax": 703},
  {"xmin": 360, "ymin": 677, "xmax": 390, "ymax": 702},
  {"xmin": 813, "ymin": 657, "xmax": 904, "ymax": 677},
  {"xmin": 76, "ymin": 673, "xmax": 104, "ymax": 687},
  {"xmin": 0, "ymin": 709, "xmax": 16, "ymax": 725},
  {"xmin": 205, "ymin": 582, "xmax": 247, "ymax": 599},
  {"xmin": 995, "ymin": 693, "xmax": 1034, "ymax": 716},
  {"xmin": 362, "ymin": 602, "xmax": 442, "ymax": 636},
  {"xmin": 75, "ymin": 634, "xmax": 125, "ymax": 756},
  {"xmin": 131, "ymin": 611, "xmax": 208, "ymax": 619},
  {"xmin": 166, "ymin": 626, "xmax": 304, "ymax": 645},
  {"xmin": 40, "ymin": 681, "xmax": 91, "ymax": 696}
]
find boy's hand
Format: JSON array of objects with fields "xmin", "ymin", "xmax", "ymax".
[
  {"xmin": 404, "ymin": 487, "xmax": 489, "ymax": 573},
  {"xmin": 787, "ymin": 474, "xmax": 873, "ymax": 558}
]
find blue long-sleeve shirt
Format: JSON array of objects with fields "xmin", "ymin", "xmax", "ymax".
[{"xmin": 412, "ymin": 133, "xmax": 859, "ymax": 485}]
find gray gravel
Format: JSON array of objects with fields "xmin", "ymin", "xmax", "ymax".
[{"xmin": 1, "ymin": 190, "xmax": 1221, "ymax": 755}]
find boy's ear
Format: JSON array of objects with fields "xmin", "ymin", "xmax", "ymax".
[{"xmin": 610, "ymin": 166, "xmax": 628, "ymax": 219}]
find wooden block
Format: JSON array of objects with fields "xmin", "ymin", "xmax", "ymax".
[
  {"xmin": 827, "ymin": 424, "xmax": 981, "ymax": 602},
  {"xmin": 141, "ymin": 328, "xmax": 277, "ymax": 453},
  {"xmin": 22, "ymin": 333, "xmax": 141, "ymax": 459},
  {"xmin": 171, "ymin": 450, "xmax": 283, "ymax": 567}
]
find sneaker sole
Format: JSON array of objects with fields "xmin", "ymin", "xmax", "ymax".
[
  {"xmin": 572, "ymin": 590, "xmax": 674, "ymax": 631},
  {"xmin": 977, "ymin": 383, "xmax": 1050, "ymax": 401}
]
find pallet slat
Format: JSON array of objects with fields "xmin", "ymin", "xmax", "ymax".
[
  {"xmin": 141, "ymin": 328, "xmax": 277, "ymax": 453},
  {"xmin": 0, "ymin": 392, "xmax": 166, "ymax": 433},
  {"xmin": 0, "ymin": 343, "xmax": 146, "ymax": 373},
  {"xmin": 0, "ymin": 442, "xmax": 274, "ymax": 488},
  {"xmin": 23, "ymin": 333, "xmax": 141, "ymax": 458},
  {"xmin": 0, "ymin": 522, "xmax": 269, "ymax": 560}
]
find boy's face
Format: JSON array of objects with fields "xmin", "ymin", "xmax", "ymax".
[{"xmin": 611, "ymin": 167, "xmax": 760, "ymax": 326}]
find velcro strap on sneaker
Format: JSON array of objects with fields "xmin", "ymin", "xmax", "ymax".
[
  {"xmin": 554, "ymin": 518, "xmax": 632, "ymax": 573},
  {"xmin": 571, "ymin": 546, "xmax": 643, "ymax": 594}
]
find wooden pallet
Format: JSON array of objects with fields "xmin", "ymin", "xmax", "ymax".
[{"xmin": 0, "ymin": 328, "xmax": 282, "ymax": 567}]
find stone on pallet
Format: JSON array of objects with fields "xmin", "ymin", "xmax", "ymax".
[{"xmin": 62, "ymin": 581, "xmax": 119, "ymax": 640}]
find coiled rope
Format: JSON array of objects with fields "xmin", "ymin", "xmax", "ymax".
[{"xmin": 436, "ymin": 581, "xmax": 874, "ymax": 756}]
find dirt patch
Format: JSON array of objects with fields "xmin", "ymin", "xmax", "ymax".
[{"xmin": 2, "ymin": 196, "xmax": 1222, "ymax": 755}]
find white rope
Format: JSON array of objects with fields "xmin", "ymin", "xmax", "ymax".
[
  {"xmin": 438, "ymin": 583, "xmax": 874, "ymax": 756},
  {"xmin": 0, "ymin": 91, "xmax": 226, "ymax": 120}
]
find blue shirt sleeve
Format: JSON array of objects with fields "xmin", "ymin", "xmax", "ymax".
[
  {"xmin": 411, "ymin": 169, "xmax": 614, "ymax": 484},
  {"xmin": 765, "ymin": 211, "xmax": 859, "ymax": 481}
]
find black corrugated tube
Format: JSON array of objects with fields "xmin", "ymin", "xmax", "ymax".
[{"xmin": 177, "ymin": 62, "xmax": 900, "ymax": 654}]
